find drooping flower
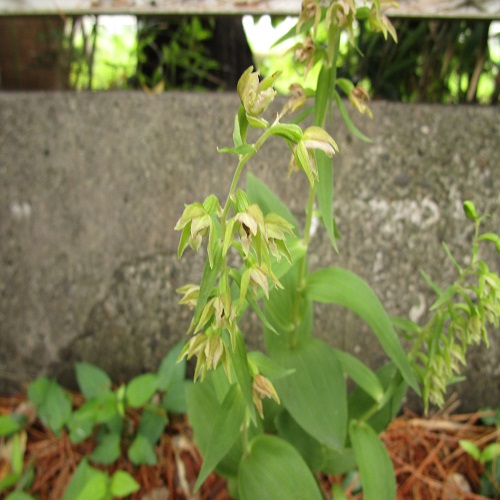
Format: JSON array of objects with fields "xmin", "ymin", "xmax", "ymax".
[
  {"xmin": 252, "ymin": 374, "xmax": 280, "ymax": 418},
  {"xmin": 174, "ymin": 195, "xmax": 222, "ymax": 260},
  {"xmin": 348, "ymin": 84, "xmax": 373, "ymax": 118},
  {"xmin": 289, "ymin": 126, "xmax": 339, "ymax": 186},
  {"xmin": 237, "ymin": 66, "xmax": 280, "ymax": 128}
]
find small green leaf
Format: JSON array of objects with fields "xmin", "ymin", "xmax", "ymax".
[
  {"xmin": 334, "ymin": 91, "xmax": 372, "ymax": 143},
  {"xmin": 27, "ymin": 377, "xmax": 72, "ymax": 434},
  {"xmin": 481, "ymin": 442, "xmax": 500, "ymax": 463},
  {"xmin": 194, "ymin": 384, "xmax": 246, "ymax": 491},
  {"xmin": 63, "ymin": 459, "xmax": 108, "ymax": 500},
  {"xmin": 238, "ymin": 435, "xmax": 322, "ymax": 500},
  {"xmin": 126, "ymin": 374, "xmax": 158, "ymax": 408},
  {"xmin": 110, "ymin": 470, "xmax": 140, "ymax": 498},
  {"xmin": 75, "ymin": 363, "xmax": 112, "ymax": 400},
  {"xmin": 0, "ymin": 415, "xmax": 22, "ymax": 436},
  {"xmin": 90, "ymin": 432, "xmax": 121, "ymax": 465},
  {"xmin": 247, "ymin": 351, "xmax": 295, "ymax": 380},
  {"xmin": 128, "ymin": 434, "xmax": 157, "ymax": 465},
  {"xmin": 349, "ymin": 420, "xmax": 396, "ymax": 500},
  {"xmin": 218, "ymin": 144, "xmax": 256, "ymax": 156},
  {"xmin": 459, "ymin": 439, "xmax": 481, "ymax": 461},
  {"xmin": 336, "ymin": 78, "xmax": 355, "ymax": 95},
  {"xmin": 137, "ymin": 406, "xmax": 167, "ymax": 445},
  {"xmin": 463, "ymin": 200, "xmax": 478, "ymax": 220},
  {"xmin": 295, "ymin": 140, "xmax": 314, "ymax": 186}
]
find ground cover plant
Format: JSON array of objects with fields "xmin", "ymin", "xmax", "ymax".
[{"xmin": 0, "ymin": 1, "xmax": 499, "ymax": 499}]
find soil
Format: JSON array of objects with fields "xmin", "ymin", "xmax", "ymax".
[{"xmin": 1, "ymin": 392, "xmax": 498, "ymax": 499}]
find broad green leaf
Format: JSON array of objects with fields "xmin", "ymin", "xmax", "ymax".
[
  {"xmin": 332, "ymin": 348, "xmax": 384, "ymax": 403},
  {"xmin": 306, "ymin": 267, "xmax": 420, "ymax": 394},
  {"xmin": 110, "ymin": 470, "xmax": 140, "ymax": 498},
  {"xmin": 126, "ymin": 374, "xmax": 158, "ymax": 408},
  {"xmin": 228, "ymin": 330, "xmax": 256, "ymax": 422},
  {"xmin": 187, "ymin": 373, "xmax": 243, "ymax": 480},
  {"xmin": 0, "ymin": 415, "xmax": 22, "ymax": 436},
  {"xmin": 272, "ymin": 338, "xmax": 347, "ymax": 450},
  {"xmin": 137, "ymin": 406, "xmax": 167, "ymax": 445},
  {"xmin": 238, "ymin": 435, "xmax": 322, "ymax": 500},
  {"xmin": 195, "ymin": 384, "xmax": 246, "ymax": 491},
  {"xmin": 349, "ymin": 420, "xmax": 396, "ymax": 500},
  {"xmin": 333, "ymin": 91, "xmax": 372, "ymax": 143},
  {"xmin": 90, "ymin": 432, "xmax": 121, "ymax": 465},
  {"xmin": 246, "ymin": 173, "xmax": 299, "ymax": 232},
  {"xmin": 63, "ymin": 459, "xmax": 108, "ymax": 500},
  {"xmin": 263, "ymin": 260, "xmax": 312, "ymax": 353},
  {"xmin": 275, "ymin": 410, "xmax": 326, "ymax": 471},
  {"xmin": 75, "ymin": 363, "xmax": 112, "ymax": 400},
  {"xmin": 314, "ymin": 65, "xmax": 332, "ymax": 127},
  {"xmin": 316, "ymin": 149, "xmax": 338, "ymax": 252},
  {"xmin": 323, "ymin": 446, "xmax": 357, "ymax": 475},
  {"xmin": 128, "ymin": 434, "xmax": 157, "ymax": 465}
]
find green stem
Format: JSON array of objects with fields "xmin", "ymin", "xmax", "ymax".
[
  {"xmin": 358, "ymin": 371, "xmax": 402, "ymax": 423},
  {"xmin": 298, "ymin": 26, "xmax": 341, "ymax": 289},
  {"xmin": 221, "ymin": 125, "xmax": 280, "ymax": 233}
]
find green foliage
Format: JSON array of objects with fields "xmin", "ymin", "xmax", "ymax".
[
  {"xmin": 173, "ymin": 2, "xmax": 499, "ymax": 498},
  {"xmin": 62, "ymin": 458, "xmax": 139, "ymax": 500},
  {"xmin": 0, "ymin": 341, "xmax": 188, "ymax": 497},
  {"xmin": 460, "ymin": 409, "xmax": 500, "ymax": 497}
]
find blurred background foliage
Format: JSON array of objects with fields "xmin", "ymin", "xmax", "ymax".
[{"xmin": 0, "ymin": 14, "xmax": 498, "ymax": 104}]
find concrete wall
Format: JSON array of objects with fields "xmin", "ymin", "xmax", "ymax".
[{"xmin": 0, "ymin": 92, "xmax": 498, "ymax": 411}]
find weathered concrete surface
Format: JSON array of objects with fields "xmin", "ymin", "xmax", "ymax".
[{"xmin": 0, "ymin": 92, "xmax": 498, "ymax": 411}]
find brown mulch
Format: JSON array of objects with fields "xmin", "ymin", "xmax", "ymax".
[{"xmin": 1, "ymin": 392, "xmax": 498, "ymax": 499}]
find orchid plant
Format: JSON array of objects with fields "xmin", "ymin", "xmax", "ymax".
[{"xmin": 174, "ymin": 1, "xmax": 500, "ymax": 498}]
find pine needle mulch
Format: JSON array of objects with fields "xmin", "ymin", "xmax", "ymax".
[{"xmin": 1, "ymin": 392, "xmax": 498, "ymax": 499}]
